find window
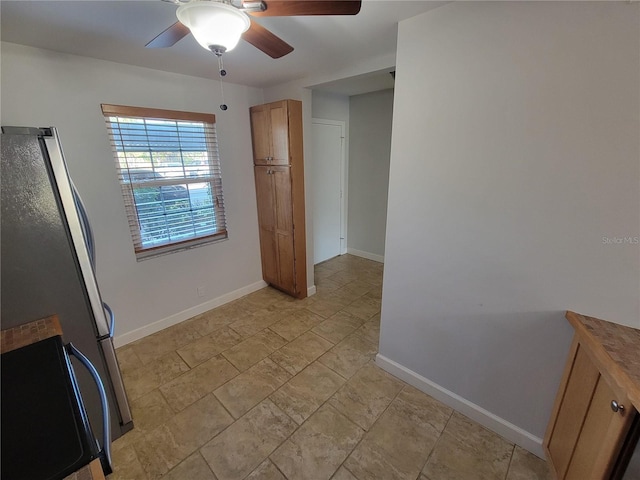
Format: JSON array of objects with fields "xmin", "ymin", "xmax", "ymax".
[{"xmin": 101, "ymin": 104, "xmax": 227, "ymax": 260}]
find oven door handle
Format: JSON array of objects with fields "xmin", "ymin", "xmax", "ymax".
[{"xmin": 67, "ymin": 342, "xmax": 112, "ymax": 475}]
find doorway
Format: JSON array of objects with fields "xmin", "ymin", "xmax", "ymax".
[{"xmin": 311, "ymin": 119, "xmax": 346, "ymax": 264}]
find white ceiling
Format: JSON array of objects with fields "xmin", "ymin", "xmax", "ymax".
[{"xmin": 0, "ymin": 0, "xmax": 444, "ymax": 94}]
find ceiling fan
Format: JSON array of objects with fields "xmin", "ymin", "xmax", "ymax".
[{"xmin": 146, "ymin": 0, "xmax": 362, "ymax": 59}]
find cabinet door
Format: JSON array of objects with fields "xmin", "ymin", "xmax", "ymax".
[
  {"xmin": 565, "ymin": 378, "xmax": 634, "ymax": 479},
  {"xmin": 250, "ymin": 105, "xmax": 272, "ymax": 165},
  {"xmin": 269, "ymin": 101, "xmax": 290, "ymax": 165},
  {"xmin": 259, "ymin": 226, "xmax": 279, "ymax": 286},
  {"xmin": 547, "ymin": 344, "xmax": 601, "ymax": 477},
  {"xmin": 546, "ymin": 341, "xmax": 636, "ymax": 480},
  {"xmin": 272, "ymin": 166, "xmax": 295, "ymax": 294},
  {"xmin": 254, "ymin": 167, "xmax": 278, "ymax": 285},
  {"xmin": 255, "ymin": 167, "xmax": 275, "ymax": 229}
]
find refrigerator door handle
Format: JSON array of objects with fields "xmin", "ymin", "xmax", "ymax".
[
  {"xmin": 67, "ymin": 342, "xmax": 112, "ymax": 476},
  {"xmin": 72, "ymin": 183, "xmax": 96, "ymax": 270},
  {"xmin": 103, "ymin": 302, "xmax": 115, "ymax": 338}
]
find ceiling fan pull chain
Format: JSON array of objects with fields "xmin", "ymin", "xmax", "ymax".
[{"xmin": 217, "ymin": 54, "xmax": 228, "ymax": 111}]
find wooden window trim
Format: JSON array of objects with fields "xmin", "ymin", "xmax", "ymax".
[{"xmin": 101, "ymin": 104, "xmax": 215, "ymax": 124}]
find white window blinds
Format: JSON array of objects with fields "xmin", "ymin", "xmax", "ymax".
[{"xmin": 101, "ymin": 104, "xmax": 227, "ymax": 260}]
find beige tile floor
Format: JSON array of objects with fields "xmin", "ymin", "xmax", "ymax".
[{"xmin": 111, "ymin": 254, "xmax": 552, "ymax": 480}]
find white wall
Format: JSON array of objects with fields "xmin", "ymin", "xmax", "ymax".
[
  {"xmin": 1, "ymin": 42, "xmax": 266, "ymax": 345},
  {"xmin": 379, "ymin": 1, "xmax": 639, "ymax": 455},
  {"xmin": 311, "ymin": 90, "xmax": 349, "ymax": 123},
  {"xmin": 347, "ymin": 89, "xmax": 394, "ymax": 261}
]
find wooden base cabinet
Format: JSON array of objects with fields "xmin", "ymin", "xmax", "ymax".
[
  {"xmin": 250, "ymin": 100, "xmax": 307, "ymax": 298},
  {"xmin": 544, "ymin": 312, "xmax": 640, "ymax": 479}
]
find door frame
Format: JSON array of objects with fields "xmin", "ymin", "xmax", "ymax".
[{"xmin": 311, "ymin": 118, "xmax": 347, "ymax": 256}]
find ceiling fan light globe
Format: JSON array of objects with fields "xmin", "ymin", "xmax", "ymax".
[{"xmin": 176, "ymin": 1, "xmax": 250, "ymax": 53}]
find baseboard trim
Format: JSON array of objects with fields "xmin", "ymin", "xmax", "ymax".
[
  {"xmin": 307, "ymin": 285, "xmax": 317, "ymax": 297},
  {"xmin": 375, "ymin": 353, "xmax": 545, "ymax": 458},
  {"xmin": 114, "ymin": 280, "xmax": 268, "ymax": 347},
  {"xmin": 346, "ymin": 248, "xmax": 384, "ymax": 263}
]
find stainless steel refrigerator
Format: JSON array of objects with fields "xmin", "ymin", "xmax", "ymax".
[{"xmin": 1, "ymin": 126, "xmax": 133, "ymax": 443}]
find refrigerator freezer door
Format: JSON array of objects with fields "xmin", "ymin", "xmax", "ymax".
[
  {"xmin": 43, "ymin": 132, "xmax": 110, "ymax": 339},
  {"xmin": 0, "ymin": 128, "xmax": 132, "ymax": 439}
]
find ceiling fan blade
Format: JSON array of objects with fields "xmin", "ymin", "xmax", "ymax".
[
  {"xmin": 242, "ymin": 19, "xmax": 294, "ymax": 58},
  {"xmin": 146, "ymin": 21, "xmax": 190, "ymax": 48},
  {"xmin": 250, "ymin": 0, "xmax": 361, "ymax": 17}
]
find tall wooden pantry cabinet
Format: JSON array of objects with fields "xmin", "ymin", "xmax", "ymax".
[{"xmin": 250, "ymin": 99, "xmax": 307, "ymax": 298}]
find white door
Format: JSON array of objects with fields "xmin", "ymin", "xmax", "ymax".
[{"xmin": 311, "ymin": 119, "xmax": 345, "ymax": 264}]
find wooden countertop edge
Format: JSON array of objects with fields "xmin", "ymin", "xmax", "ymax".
[
  {"xmin": 0, "ymin": 314, "xmax": 63, "ymax": 354},
  {"xmin": 566, "ymin": 310, "xmax": 640, "ymax": 411}
]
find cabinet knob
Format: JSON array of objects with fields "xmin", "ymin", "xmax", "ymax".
[{"xmin": 610, "ymin": 400, "xmax": 625, "ymax": 413}]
